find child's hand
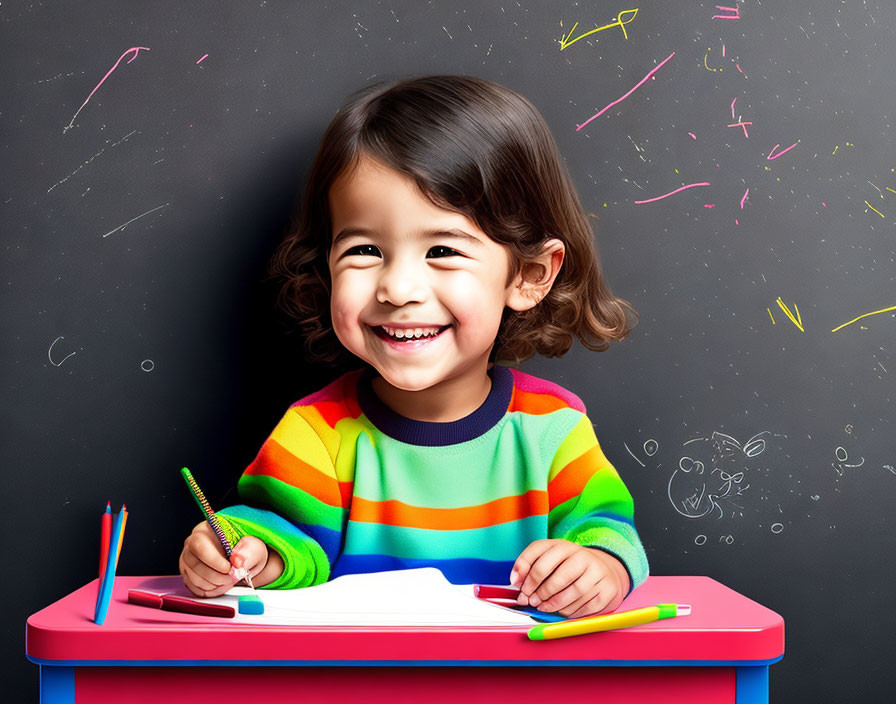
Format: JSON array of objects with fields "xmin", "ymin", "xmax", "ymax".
[
  {"xmin": 178, "ymin": 521, "xmax": 268, "ymax": 597},
  {"xmin": 510, "ymin": 539, "xmax": 630, "ymax": 618}
]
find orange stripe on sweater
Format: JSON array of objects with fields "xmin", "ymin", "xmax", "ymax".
[
  {"xmin": 507, "ymin": 386, "xmax": 574, "ymax": 415},
  {"xmin": 349, "ymin": 490, "xmax": 548, "ymax": 530},
  {"xmin": 245, "ymin": 439, "xmax": 344, "ymax": 507},
  {"xmin": 547, "ymin": 445, "xmax": 606, "ymax": 509}
]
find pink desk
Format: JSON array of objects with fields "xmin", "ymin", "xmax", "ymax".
[{"xmin": 27, "ymin": 575, "xmax": 783, "ymax": 704}]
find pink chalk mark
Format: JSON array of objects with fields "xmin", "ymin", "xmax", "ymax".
[
  {"xmin": 822, "ymin": 201, "xmax": 827, "ymax": 207},
  {"xmin": 577, "ymin": 52, "xmax": 676, "ymax": 131},
  {"xmin": 722, "ymin": 44, "xmax": 726, "ymax": 58},
  {"xmin": 736, "ymin": 64, "xmax": 743, "ymax": 73},
  {"xmin": 713, "ymin": 5, "xmax": 741, "ymax": 20},
  {"xmin": 704, "ymin": 204, "xmax": 715, "ymax": 208},
  {"xmin": 196, "ymin": 54, "xmax": 209, "ymax": 64},
  {"xmin": 688, "ymin": 132, "xmax": 697, "ymax": 140},
  {"xmin": 634, "ymin": 182, "xmax": 710, "ymax": 205},
  {"xmin": 64, "ymin": 46, "xmax": 150, "ymax": 133},
  {"xmin": 730, "ymin": 97, "xmax": 737, "ymax": 118},
  {"xmin": 767, "ymin": 142, "xmax": 799, "ymax": 160},
  {"xmin": 735, "ymin": 219, "xmax": 739, "ymax": 225},
  {"xmin": 728, "ymin": 120, "xmax": 752, "ymax": 138},
  {"xmin": 740, "ymin": 188, "xmax": 750, "ymax": 209}
]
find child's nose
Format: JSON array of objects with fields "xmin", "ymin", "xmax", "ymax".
[{"xmin": 375, "ymin": 259, "xmax": 428, "ymax": 306}]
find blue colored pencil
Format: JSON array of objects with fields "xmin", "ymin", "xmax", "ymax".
[{"xmin": 94, "ymin": 505, "xmax": 125, "ymax": 625}]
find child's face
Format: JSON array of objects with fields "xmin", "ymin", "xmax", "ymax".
[{"xmin": 327, "ymin": 155, "xmax": 517, "ymax": 393}]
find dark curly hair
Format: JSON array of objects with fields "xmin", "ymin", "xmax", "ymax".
[{"xmin": 268, "ymin": 74, "xmax": 637, "ymax": 368}]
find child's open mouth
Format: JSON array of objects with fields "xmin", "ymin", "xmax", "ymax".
[{"xmin": 370, "ymin": 324, "xmax": 451, "ymax": 349}]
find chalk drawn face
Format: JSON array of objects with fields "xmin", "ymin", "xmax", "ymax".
[
  {"xmin": 668, "ymin": 431, "xmax": 768, "ymax": 520},
  {"xmin": 327, "ymin": 155, "xmax": 517, "ymax": 395},
  {"xmin": 668, "ymin": 455, "xmax": 715, "ymax": 518}
]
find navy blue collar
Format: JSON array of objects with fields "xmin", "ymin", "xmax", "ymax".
[{"xmin": 356, "ymin": 365, "xmax": 513, "ymax": 446}]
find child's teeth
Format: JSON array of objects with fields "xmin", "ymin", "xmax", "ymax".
[{"xmin": 382, "ymin": 325, "xmax": 442, "ymax": 339}]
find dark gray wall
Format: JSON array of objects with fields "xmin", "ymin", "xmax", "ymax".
[{"xmin": 5, "ymin": 1, "xmax": 894, "ymax": 700}]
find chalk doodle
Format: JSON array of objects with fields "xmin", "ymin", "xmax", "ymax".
[
  {"xmin": 64, "ymin": 47, "xmax": 151, "ymax": 134},
  {"xmin": 728, "ymin": 119, "xmax": 751, "ymax": 138},
  {"xmin": 667, "ymin": 431, "xmax": 784, "ymax": 520},
  {"xmin": 864, "ymin": 200, "xmax": 885, "ymax": 218},
  {"xmin": 712, "ymin": 5, "xmax": 741, "ymax": 20},
  {"xmin": 831, "ymin": 305, "xmax": 896, "ymax": 333},
  {"xmin": 832, "ymin": 446, "xmax": 864, "ymax": 476},
  {"xmin": 703, "ymin": 47, "xmax": 722, "ymax": 72},
  {"xmin": 48, "ymin": 336, "xmax": 76, "ymax": 367},
  {"xmin": 624, "ymin": 438, "xmax": 660, "ymax": 467},
  {"xmin": 576, "ymin": 52, "xmax": 675, "ymax": 131},
  {"xmin": 634, "ymin": 181, "xmax": 710, "ymax": 205},
  {"xmin": 767, "ymin": 142, "xmax": 799, "ymax": 160},
  {"xmin": 767, "ymin": 297, "xmax": 804, "ymax": 332},
  {"xmin": 101, "ymin": 203, "xmax": 170, "ymax": 238},
  {"xmin": 141, "ymin": 360, "xmax": 155, "ymax": 372},
  {"xmin": 47, "ymin": 130, "xmax": 138, "ymax": 193},
  {"xmin": 559, "ymin": 9, "xmax": 639, "ymax": 50}
]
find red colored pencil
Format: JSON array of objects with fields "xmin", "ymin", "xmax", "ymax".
[{"xmin": 98, "ymin": 501, "xmax": 112, "ymax": 580}]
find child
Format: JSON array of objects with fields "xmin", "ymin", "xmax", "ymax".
[{"xmin": 179, "ymin": 75, "xmax": 648, "ymax": 619}]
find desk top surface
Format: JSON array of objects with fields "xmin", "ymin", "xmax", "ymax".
[{"xmin": 27, "ymin": 575, "xmax": 783, "ymax": 665}]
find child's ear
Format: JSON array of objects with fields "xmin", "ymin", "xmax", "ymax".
[{"xmin": 505, "ymin": 239, "xmax": 565, "ymax": 312}]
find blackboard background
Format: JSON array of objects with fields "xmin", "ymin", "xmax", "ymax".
[{"xmin": 4, "ymin": 1, "xmax": 895, "ymax": 700}]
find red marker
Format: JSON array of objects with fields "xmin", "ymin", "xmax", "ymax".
[
  {"xmin": 473, "ymin": 585, "xmax": 521, "ymax": 600},
  {"xmin": 128, "ymin": 590, "xmax": 235, "ymax": 618}
]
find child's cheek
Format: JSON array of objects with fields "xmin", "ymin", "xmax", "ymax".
[{"xmin": 329, "ymin": 294, "xmax": 354, "ymax": 341}]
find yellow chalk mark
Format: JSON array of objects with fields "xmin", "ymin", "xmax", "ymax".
[
  {"xmin": 767, "ymin": 308, "xmax": 776, "ymax": 324},
  {"xmin": 559, "ymin": 9, "xmax": 639, "ymax": 49},
  {"xmin": 832, "ymin": 145, "xmax": 839, "ymax": 155},
  {"xmin": 704, "ymin": 48, "xmax": 722, "ymax": 72},
  {"xmin": 831, "ymin": 305, "xmax": 896, "ymax": 333},
  {"xmin": 776, "ymin": 297, "xmax": 804, "ymax": 332},
  {"xmin": 865, "ymin": 201, "xmax": 885, "ymax": 218},
  {"xmin": 887, "ymin": 187, "xmax": 896, "ymax": 194}
]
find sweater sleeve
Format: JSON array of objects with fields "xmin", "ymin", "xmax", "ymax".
[
  {"xmin": 217, "ymin": 406, "xmax": 346, "ymax": 589},
  {"xmin": 547, "ymin": 413, "xmax": 649, "ymax": 591}
]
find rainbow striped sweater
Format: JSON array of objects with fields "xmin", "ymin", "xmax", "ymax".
[{"xmin": 218, "ymin": 365, "xmax": 648, "ymax": 590}]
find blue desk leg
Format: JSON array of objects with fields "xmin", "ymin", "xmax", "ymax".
[
  {"xmin": 736, "ymin": 665, "xmax": 769, "ymax": 703},
  {"xmin": 40, "ymin": 666, "xmax": 74, "ymax": 704}
]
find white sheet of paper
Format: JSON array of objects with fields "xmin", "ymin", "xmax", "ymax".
[{"xmin": 210, "ymin": 568, "xmax": 537, "ymax": 626}]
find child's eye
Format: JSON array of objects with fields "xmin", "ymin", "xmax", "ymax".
[
  {"xmin": 344, "ymin": 244, "xmax": 381, "ymax": 257},
  {"xmin": 427, "ymin": 245, "xmax": 460, "ymax": 258}
]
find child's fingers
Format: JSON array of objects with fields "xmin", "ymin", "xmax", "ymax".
[
  {"xmin": 180, "ymin": 560, "xmax": 222, "ymax": 595},
  {"xmin": 181, "ymin": 565, "xmax": 233, "ymax": 597},
  {"xmin": 511, "ymin": 539, "xmax": 566, "ymax": 586},
  {"xmin": 230, "ymin": 536, "xmax": 267, "ymax": 569},
  {"xmin": 188, "ymin": 522, "xmax": 232, "ymax": 573},
  {"xmin": 564, "ymin": 589, "xmax": 612, "ymax": 619},
  {"xmin": 180, "ymin": 545, "xmax": 233, "ymax": 588},
  {"xmin": 180, "ymin": 554, "xmax": 234, "ymax": 597},
  {"xmin": 548, "ymin": 569, "xmax": 608, "ymax": 616},
  {"xmin": 229, "ymin": 536, "xmax": 268, "ymax": 583},
  {"xmin": 515, "ymin": 541, "xmax": 577, "ymax": 604},
  {"xmin": 531, "ymin": 561, "xmax": 593, "ymax": 612}
]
